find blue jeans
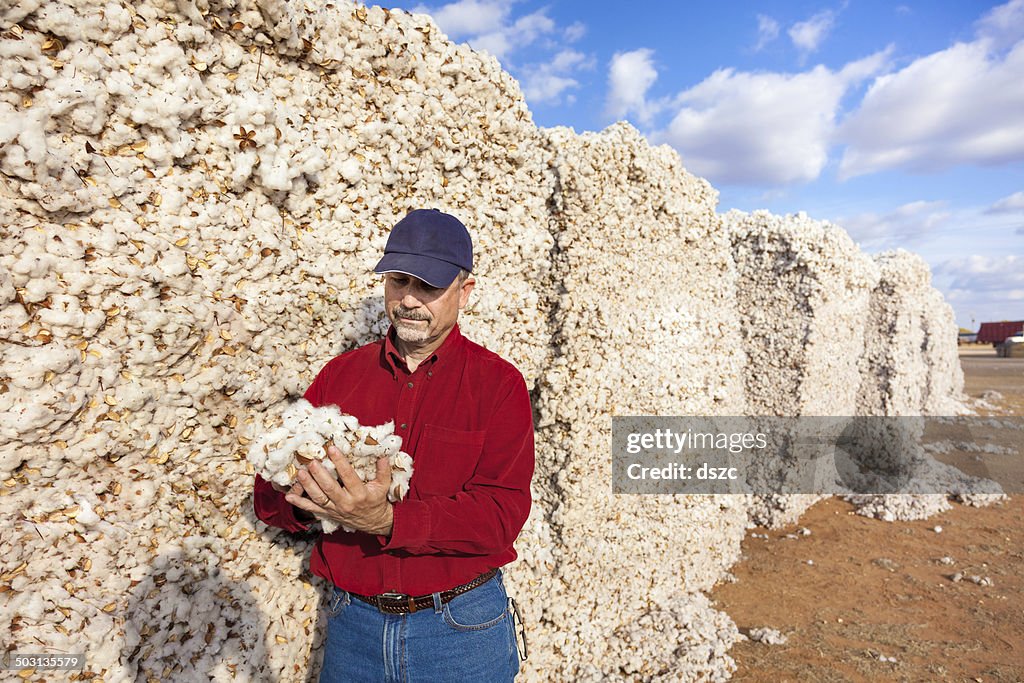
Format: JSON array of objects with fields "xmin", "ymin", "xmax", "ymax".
[{"xmin": 319, "ymin": 571, "xmax": 519, "ymax": 682}]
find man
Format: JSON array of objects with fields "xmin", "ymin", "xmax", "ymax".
[{"xmin": 253, "ymin": 208, "xmax": 534, "ymax": 682}]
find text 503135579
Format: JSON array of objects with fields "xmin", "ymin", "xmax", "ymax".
[{"xmin": 2, "ymin": 652, "xmax": 85, "ymax": 670}]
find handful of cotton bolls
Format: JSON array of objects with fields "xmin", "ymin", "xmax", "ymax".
[{"xmin": 247, "ymin": 399, "xmax": 413, "ymax": 533}]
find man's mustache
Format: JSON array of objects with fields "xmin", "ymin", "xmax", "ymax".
[{"xmin": 394, "ymin": 306, "xmax": 430, "ymax": 321}]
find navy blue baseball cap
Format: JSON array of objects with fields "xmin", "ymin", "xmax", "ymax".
[{"xmin": 373, "ymin": 209, "xmax": 474, "ymax": 287}]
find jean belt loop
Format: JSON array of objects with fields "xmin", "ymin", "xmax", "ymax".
[{"xmin": 431, "ymin": 591, "xmax": 443, "ymax": 613}]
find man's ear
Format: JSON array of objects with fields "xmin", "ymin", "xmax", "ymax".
[{"xmin": 458, "ymin": 277, "xmax": 475, "ymax": 309}]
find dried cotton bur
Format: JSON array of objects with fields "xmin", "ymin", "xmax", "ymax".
[{"xmin": 247, "ymin": 399, "xmax": 413, "ymax": 532}]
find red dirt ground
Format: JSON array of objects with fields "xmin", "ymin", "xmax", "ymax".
[{"xmin": 711, "ymin": 347, "xmax": 1024, "ymax": 682}]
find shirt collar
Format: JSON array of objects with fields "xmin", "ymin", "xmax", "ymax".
[{"xmin": 382, "ymin": 322, "xmax": 464, "ymax": 375}]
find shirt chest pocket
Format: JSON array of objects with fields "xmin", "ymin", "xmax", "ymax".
[{"xmin": 413, "ymin": 424, "xmax": 487, "ymax": 497}]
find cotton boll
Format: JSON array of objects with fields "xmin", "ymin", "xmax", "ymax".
[
  {"xmin": 392, "ymin": 451, "xmax": 413, "ymax": 472},
  {"xmin": 179, "ymin": 365, "xmax": 226, "ymax": 398},
  {"xmin": 36, "ymin": 293, "xmax": 85, "ymax": 328},
  {"xmin": 337, "ymin": 413, "xmax": 360, "ymax": 431},
  {"xmin": 291, "ymin": 433, "xmax": 326, "ymax": 462},
  {"xmin": 1, "ymin": 0, "xmax": 43, "ymax": 23},
  {"xmin": 1, "ymin": 343, "xmax": 78, "ymax": 391},
  {"xmin": 269, "ymin": 469, "xmax": 292, "ymax": 488},
  {"xmin": 320, "ymin": 518, "xmax": 342, "ymax": 534},
  {"xmin": 352, "ymin": 433, "xmax": 384, "ymax": 458},
  {"xmin": 11, "ymin": 246, "xmax": 58, "ymax": 282},
  {"xmin": 75, "ymin": 499, "xmax": 101, "ymax": 525},
  {"xmin": 388, "ymin": 451, "xmax": 413, "ymax": 501},
  {"xmin": 10, "ymin": 106, "xmax": 49, "ymax": 166},
  {"xmin": 0, "ymin": 303, "xmax": 29, "ymax": 336},
  {"xmin": 12, "ymin": 591, "xmax": 47, "ymax": 620},
  {"xmin": 221, "ymin": 40, "xmax": 246, "ymax": 69},
  {"xmin": 247, "ymin": 401, "xmax": 411, "ymax": 509},
  {"xmin": 258, "ymin": 144, "xmax": 299, "ymax": 192},
  {"xmin": 330, "ymin": 431, "xmax": 354, "ymax": 455},
  {"xmin": 316, "ymin": 404, "xmax": 349, "ymax": 431},
  {"xmin": 367, "ymin": 420, "xmax": 394, "ymax": 441},
  {"xmin": 339, "ymin": 157, "xmax": 362, "ymax": 184},
  {"xmin": 158, "ymin": 248, "xmax": 190, "ymax": 277},
  {"xmin": 23, "ymin": 275, "xmax": 56, "ymax": 302},
  {"xmin": 230, "ymin": 152, "xmax": 259, "ymax": 188},
  {"xmin": 379, "ymin": 434, "xmax": 402, "ymax": 456},
  {"xmin": 124, "ymin": 480, "xmax": 156, "ymax": 509}
]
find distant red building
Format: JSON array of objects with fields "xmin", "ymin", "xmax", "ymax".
[{"xmin": 976, "ymin": 321, "xmax": 1024, "ymax": 344}]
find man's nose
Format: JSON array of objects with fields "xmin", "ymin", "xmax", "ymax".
[{"xmin": 401, "ymin": 291, "xmax": 422, "ymax": 308}]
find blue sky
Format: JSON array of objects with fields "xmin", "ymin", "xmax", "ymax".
[{"xmin": 390, "ymin": 0, "xmax": 1024, "ymax": 330}]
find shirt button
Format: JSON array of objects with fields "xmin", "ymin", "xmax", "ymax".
[
  {"xmin": 407, "ymin": 381, "xmax": 414, "ymax": 388},
  {"xmin": 400, "ymin": 423, "xmax": 407, "ymax": 430},
  {"xmin": 427, "ymin": 371, "xmax": 433, "ymax": 377}
]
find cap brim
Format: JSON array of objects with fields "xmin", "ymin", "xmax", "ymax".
[{"xmin": 373, "ymin": 253, "xmax": 462, "ymax": 288}]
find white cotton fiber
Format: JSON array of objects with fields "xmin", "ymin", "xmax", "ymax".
[{"xmin": 247, "ymin": 399, "xmax": 413, "ymax": 532}]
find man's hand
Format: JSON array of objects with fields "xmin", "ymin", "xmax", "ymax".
[
  {"xmin": 270, "ymin": 481, "xmax": 316, "ymax": 521},
  {"xmin": 271, "ymin": 481, "xmax": 303, "ymax": 495},
  {"xmin": 285, "ymin": 446, "xmax": 395, "ymax": 536}
]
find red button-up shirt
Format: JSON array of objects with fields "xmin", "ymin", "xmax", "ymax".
[{"xmin": 253, "ymin": 323, "xmax": 535, "ymax": 596}]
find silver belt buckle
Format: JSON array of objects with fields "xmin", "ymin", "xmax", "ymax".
[{"xmin": 377, "ymin": 592, "xmax": 414, "ymax": 613}]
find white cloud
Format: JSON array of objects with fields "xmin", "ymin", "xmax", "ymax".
[
  {"xmin": 936, "ymin": 254, "xmax": 1024, "ymax": 297},
  {"xmin": 788, "ymin": 10, "xmax": 836, "ymax": 54},
  {"xmin": 521, "ymin": 49, "xmax": 590, "ymax": 104},
  {"xmin": 755, "ymin": 14, "xmax": 780, "ymax": 51},
  {"xmin": 471, "ymin": 10, "xmax": 555, "ymax": 60},
  {"xmin": 414, "ymin": 0, "xmax": 510, "ymax": 39},
  {"xmin": 522, "ymin": 72, "xmax": 578, "ymax": 103},
  {"xmin": 548, "ymin": 50, "xmax": 581, "ymax": 71},
  {"xmin": 648, "ymin": 50, "xmax": 889, "ymax": 185},
  {"xmin": 413, "ymin": 2, "xmax": 562, "ymax": 61},
  {"xmin": 564, "ymin": 21, "xmax": 586, "ymax": 43},
  {"xmin": 469, "ymin": 32, "xmax": 511, "ymax": 59},
  {"xmin": 605, "ymin": 49, "xmax": 661, "ymax": 126},
  {"xmin": 838, "ymin": 200, "xmax": 951, "ymax": 247},
  {"xmin": 987, "ymin": 191, "xmax": 1024, "ymax": 214},
  {"xmin": 933, "ymin": 254, "xmax": 1024, "ymax": 326},
  {"xmin": 975, "ymin": 0, "xmax": 1024, "ymax": 50},
  {"xmin": 838, "ymin": 11, "xmax": 1024, "ymax": 178}
]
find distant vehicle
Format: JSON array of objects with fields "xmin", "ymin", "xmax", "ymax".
[
  {"xmin": 998, "ymin": 335, "xmax": 1024, "ymax": 358},
  {"xmin": 976, "ymin": 321, "xmax": 1024, "ymax": 345},
  {"xmin": 957, "ymin": 332, "xmax": 977, "ymax": 344}
]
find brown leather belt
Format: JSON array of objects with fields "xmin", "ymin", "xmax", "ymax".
[{"xmin": 350, "ymin": 569, "xmax": 498, "ymax": 615}]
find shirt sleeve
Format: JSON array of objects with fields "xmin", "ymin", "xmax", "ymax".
[
  {"xmin": 253, "ymin": 474, "xmax": 316, "ymax": 533},
  {"xmin": 380, "ymin": 371, "xmax": 535, "ymax": 555},
  {"xmin": 250, "ymin": 361, "xmax": 333, "ymax": 533}
]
